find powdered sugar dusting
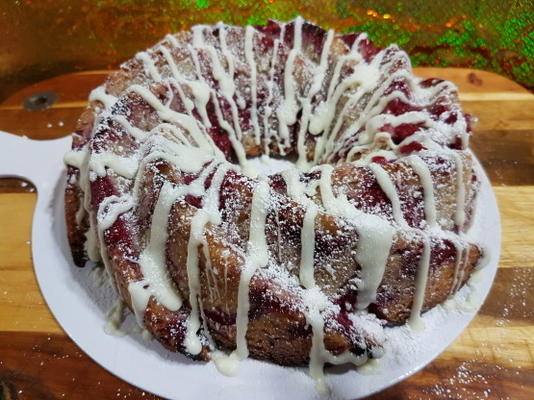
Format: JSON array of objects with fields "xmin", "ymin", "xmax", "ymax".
[{"xmin": 62, "ymin": 17, "xmax": 490, "ymax": 393}]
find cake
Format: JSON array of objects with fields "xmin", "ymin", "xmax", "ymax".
[{"xmin": 64, "ymin": 17, "xmax": 485, "ymax": 386}]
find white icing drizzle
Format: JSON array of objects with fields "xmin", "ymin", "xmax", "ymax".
[
  {"xmin": 188, "ymin": 37, "xmax": 251, "ymax": 172},
  {"xmin": 404, "ymin": 155, "xmax": 437, "ymax": 227},
  {"xmin": 65, "ymin": 18, "xmax": 481, "ymax": 388},
  {"xmin": 84, "ymin": 222, "xmax": 100, "ymax": 261},
  {"xmin": 66, "ymin": 145, "xmax": 98, "ymax": 260},
  {"xmin": 276, "ymin": 17, "xmax": 304, "ymax": 153},
  {"xmin": 368, "ymin": 163, "xmax": 407, "ymax": 226},
  {"xmin": 312, "ymin": 52, "xmax": 384, "ymax": 163},
  {"xmin": 97, "ymin": 195, "xmax": 134, "ymax": 231},
  {"xmin": 277, "ymin": 48, "xmax": 299, "ymax": 152},
  {"xmin": 158, "ymin": 44, "xmax": 213, "ymax": 129},
  {"xmin": 281, "ymin": 167, "xmax": 305, "ymax": 202},
  {"xmin": 357, "ymin": 110, "xmax": 426, "ymax": 148},
  {"xmin": 136, "ymin": 181, "xmax": 185, "ymax": 312},
  {"xmin": 408, "ymin": 234, "xmax": 431, "ymax": 331},
  {"xmin": 212, "ymin": 350, "xmax": 241, "ymax": 376},
  {"xmin": 192, "ymin": 24, "xmax": 249, "ymax": 165},
  {"xmin": 113, "ymin": 114, "xmax": 150, "ymax": 141},
  {"xmin": 184, "ymin": 209, "xmax": 212, "ymax": 354},
  {"xmin": 93, "ymin": 195, "xmax": 135, "ymax": 292},
  {"xmin": 234, "ymin": 179, "xmax": 271, "ymax": 359},
  {"xmin": 318, "ymin": 62, "xmax": 382, "ymax": 161},
  {"xmin": 128, "ymin": 84, "xmax": 219, "ymax": 157},
  {"xmin": 451, "ymin": 238, "xmax": 472, "ymax": 294},
  {"xmin": 88, "ymin": 152, "xmax": 139, "ymax": 180},
  {"xmin": 261, "ymin": 38, "xmax": 280, "ymax": 155},
  {"xmin": 280, "ymin": 169, "xmax": 319, "ymax": 287},
  {"xmin": 128, "ymin": 280, "xmax": 152, "ymax": 325},
  {"xmin": 317, "ymin": 165, "xmax": 394, "ymax": 309},
  {"xmin": 451, "ymin": 151, "xmax": 467, "ymax": 229},
  {"xmin": 74, "ymin": 199, "xmax": 86, "ymax": 225},
  {"xmin": 244, "ymin": 26, "xmax": 261, "ymax": 145},
  {"xmin": 88, "ymin": 86, "xmax": 117, "ymax": 110},
  {"xmin": 296, "ymin": 28, "xmax": 335, "ymax": 168},
  {"xmin": 299, "ymin": 205, "xmax": 319, "ymax": 288},
  {"xmin": 127, "ymin": 157, "xmax": 221, "ymax": 328},
  {"xmin": 136, "ymin": 51, "xmax": 163, "ymax": 82},
  {"xmin": 216, "ymin": 22, "xmax": 236, "ymax": 96},
  {"xmin": 192, "ymin": 26, "xmax": 230, "ymax": 96},
  {"xmin": 302, "ymin": 287, "xmax": 330, "ymax": 392},
  {"xmin": 281, "ymin": 167, "xmax": 334, "ymax": 390},
  {"xmin": 293, "ymin": 16, "xmax": 303, "ymax": 51},
  {"xmin": 280, "ymin": 168, "xmax": 321, "ymax": 288},
  {"xmin": 64, "ymin": 148, "xmax": 88, "ymax": 169},
  {"xmin": 184, "ymin": 164, "xmax": 231, "ymax": 355},
  {"xmin": 308, "ymin": 53, "xmax": 348, "ymax": 136}
]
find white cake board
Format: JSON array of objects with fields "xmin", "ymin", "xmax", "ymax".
[{"xmin": 0, "ymin": 131, "xmax": 500, "ymax": 399}]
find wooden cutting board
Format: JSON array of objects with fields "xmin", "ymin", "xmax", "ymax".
[{"xmin": 0, "ymin": 68, "xmax": 533, "ymax": 399}]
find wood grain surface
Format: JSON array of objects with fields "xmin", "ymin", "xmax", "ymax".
[{"xmin": 0, "ymin": 68, "xmax": 533, "ymax": 399}]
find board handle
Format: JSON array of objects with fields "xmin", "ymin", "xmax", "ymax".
[{"xmin": 0, "ymin": 130, "xmax": 71, "ymax": 191}]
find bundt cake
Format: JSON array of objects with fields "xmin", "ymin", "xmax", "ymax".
[{"xmin": 64, "ymin": 17, "xmax": 485, "ymax": 387}]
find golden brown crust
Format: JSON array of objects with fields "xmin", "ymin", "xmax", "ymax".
[
  {"xmin": 371, "ymin": 241, "xmax": 481, "ymax": 324},
  {"xmin": 64, "ymin": 179, "xmax": 87, "ymax": 266}
]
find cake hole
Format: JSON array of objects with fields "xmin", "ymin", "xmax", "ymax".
[{"xmin": 246, "ymin": 154, "xmax": 297, "ymax": 176}]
